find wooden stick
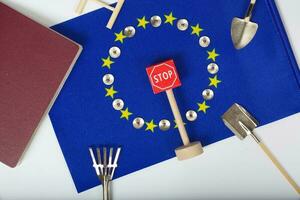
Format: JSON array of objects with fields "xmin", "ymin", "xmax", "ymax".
[
  {"xmin": 75, "ymin": 0, "xmax": 124, "ymax": 29},
  {"xmin": 75, "ymin": 0, "xmax": 88, "ymax": 14},
  {"xmin": 91, "ymin": 0, "xmax": 114, "ymax": 11},
  {"xmin": 259, "ymin": 142, "xmax": 300, "ymax": 194},
  {"xmin": 106, "ymin": 0, "xmax": 124, "ymax": 29},
  {"xmin": 166, "ymin": 89, "xmax": 190, "ymax": 146}
]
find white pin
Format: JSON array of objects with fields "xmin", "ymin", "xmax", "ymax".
[
  {"xmin": 112, "ymin": 99, "xmax": 124, "ymax": 110},
  {"xmin": 150, "ymin": 16, "xmax": 162, "ymax": 27},
  {"xmin": 199, "ymin": 36, "xmax": 210, "ymax": 47},
  {"xmin": 75, "ymin": 0, "xmax": 125, "ymax": 29},
  {"xmin": 109, "ymin": 47, "xmax": 121, "ymax": 58},
  {"xmin": 202, "ymin": 89, "xmax": 214, "ymax": 100},
  {"xmin": 133, "ymin": 117, "xmax": 145, "ymax": 129},
  {"xmin": 177, "ymin": 19, "xmax": 189, "ymax": 31},
  {"xmin": 159, "ymin": 119, "xmax": 171, "ymax": 131},
  {"xmin": 124, "ymin": 26, "xmax": 136, "ymax": 38},
  {"xmin": 103, "ymin": 74, "xmax": 114, "ymax": 85},
  {"xmin": 207, "ymin": 63, "xmax": 219, "ymax": 74},
  {"xmin": 186, "ymin": 110, "xmax": 197, "ymax": 122}
]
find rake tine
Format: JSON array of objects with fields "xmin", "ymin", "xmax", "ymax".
[
  {"xmin": 89, "ymin": 148, "xmax": 100, "ymax": 176},
  {"xmin": 103, "ymin": 147, "xmax": 107, "ymax": 176},
  {"xmin": 110, "ymin": 147, "xmax": 121, "ymax": 179},
  {"xmin": 96, "ymin": 147, "xmax": 103, "ymax": 176},
  {"xmin": 108, "ymin": 148, "xmax": 113, "ymax": 177}
]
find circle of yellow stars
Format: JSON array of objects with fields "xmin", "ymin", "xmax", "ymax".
[{"xmin": 101, "ymin": 12, "xmax": 222, "ymax": 133}]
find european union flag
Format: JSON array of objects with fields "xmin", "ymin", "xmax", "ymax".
[{"xmin": 50, "ymin": 0, "xmax": 300, "ymax": 192}]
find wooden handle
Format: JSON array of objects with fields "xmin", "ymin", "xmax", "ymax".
[
  {"xmin": 244, "ymin": 0, "xmax": 256, "ymax": 21},
  {"xmin": 91, "ymin": 0, "xmax": 114, "ymax": 11},
  {"xmin": 75, "ymin": 0, "xmax": 124, "ymax": 29},
  {"xmin": 106, "ymin": 0, "xmax": 124, "ymax": 29},
  {"xmin": 166, "ymin": 89, "xmax": 190, "ymax": 145},
  {"xmin": 259, "ymin": 142, "xmax": 300, "ymax": 194},
  {"xmin": 75, "ymin": 0, "xmax": 88, "ymax": 14}
]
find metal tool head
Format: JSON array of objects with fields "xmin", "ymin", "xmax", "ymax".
[
  {"xmin": 231, "ymin": 17, "xmax": 258, "ymax": 49},
  {"xmin": 89, "ymin": 147, "xmax": 121, "ymax": 181},
  {"xmin": 222, "ymin": 103, "xmax": 259, "ymax": 140}
]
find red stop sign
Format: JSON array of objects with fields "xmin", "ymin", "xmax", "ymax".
[{"xmin": 146, "ymin": 60, "xmax": 181, "ymax": 94}]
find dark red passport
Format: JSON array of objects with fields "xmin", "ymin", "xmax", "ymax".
[{"xmin": 0, "ymin": 3, "xmax": 82, "ymax": 167}]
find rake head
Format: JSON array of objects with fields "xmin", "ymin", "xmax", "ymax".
[{"xmin": 89, "ymin": 147, "xmax": 121, "ymax": 182}]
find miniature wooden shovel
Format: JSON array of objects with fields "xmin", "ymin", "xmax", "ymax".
[
  {"xmin": 146, "ymin": 60, "xmax": 203, "ymax": 160},
  {"xmin": 222, "ymin": 103, "xmax": 300, "ymax": 194},
  {"xmin": 231, "ymin": 0, "xmax": 258, "ymax": 49}
]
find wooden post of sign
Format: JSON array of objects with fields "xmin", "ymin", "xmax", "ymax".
[
  {"xmin": 166, "ymin": 89, "xmax": 190, "ymax": 145},
  {"xmin": 75, "ymin": 0, "xmax": 124, "ymax": 29},
  {"xmin": 166, "ymin": 89, "xmax": 203, "ymax": 160},
  {"xmin": 146, "ymin": 60, "xmax": 204, "ymax": 161}
]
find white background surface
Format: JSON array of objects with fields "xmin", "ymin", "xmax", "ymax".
[{"xmin": 0, "ymin": 0, "xmax": 300, "ymax": 199}]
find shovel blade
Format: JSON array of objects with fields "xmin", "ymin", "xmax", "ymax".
[
  {"xmin": 222, "ymin": 103, "xmax": 259, "ymax": 140},
  {"xmin": 231, "ymin": 17, "xmax": 258, "ymax": 49}
]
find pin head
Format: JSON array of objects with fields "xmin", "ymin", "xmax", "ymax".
[
  {"xmin": 159, "ymin": 119, "xmax": 171, "ymax": 131},
  {"xmin": 177, "ymin": 19, "xmax": 189, "ymax": 31},
  {"xmin": 199, "ymin": 36, "xmax": 210, "ymax": 47},
  {"xmin": 207, "ymin": 63, "xmax": 219, "ymax": 74},
  {"xmin": 109, "ymin": 47, "xmax": 121, "ymax": 58},
  {"xmin": 150, "ymin": 16, "xmax": 162, "ymax": 27},
  {"xmin": 124, "ymin": 26, "xmax": 136, "ymax": 38},
  {"xmin": 133, "ymin": 117, "xmax": 145, "ymax": 129},
  {"xmin": 186, "ymin": 110, "xmax": 197, "ymax": 121},
  {"xmin": 112, "ymin": 99, "xmax": 124, "ymax": 110},
  {"xmin": 202, "ymin": 89, "xmax": 214, "ymax": 100},
  {"xmin": 103, "ymin": 74, "xmax": 114, "ymax": 85}
]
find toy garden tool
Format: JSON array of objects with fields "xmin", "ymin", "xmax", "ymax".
[
  {"xmin": 89, "ymin": 147, "xmax": 121, "ymax": 200},
  {"xmin": 75, "ymin": 0, "xmax": 124, "ymax": 29},
  {"xmin": 222, "ymin": 103, "xmax": 300, "ymax": 194},
  {"xmin": 231, "ymin": 0, "xmax": 258, "ymax": 49}
]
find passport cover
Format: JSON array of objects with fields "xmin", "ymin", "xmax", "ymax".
[
  {"xmin": 0, "ymin": 3, "xmax": 82, "ymax": 167},
  {"xmin": 49, "ymin": 0, "xmax": 300, "ymax": 192}
]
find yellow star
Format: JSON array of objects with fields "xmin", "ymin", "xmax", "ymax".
[
  {"xmin": 197, "ymin": 101, "xmax": 210, "ymax": 113},
  {"xmin": 105, "ymin": 86, "xmax": 118, "ymax": 98},
  {"xmin": 137, "ymin": 16, "xmax": 149, "ymax": 29},
  {"xmin": 145, "ymin": 120, "xmax": 158, "ymax": 133},
  {"xmin": 207, "ymin": 49, "xmax": 220, "ymax": 62},
  {"xmin": 209, "ymin": 75, "xmax": 222, "ymax": 88},
  {"xmin": 191, "ymin": 24, "xmax": 203, "ymax": 37},
  {"xmin": 164, "ymin": 12, "xmax": 177, "ymax": 25},
  {"xmin": 101, "ymin": 56, "xmax": 114, "ymax": 69},
  {"xmin": 174, "ymin": 120, "xmax": 186, "ymax": 129},
  {"xmin": 114, "ymin": 31, "xmax": 126, "ymax": 43},
  {"xmin": 120, "ymin": 107, "xmax": 133, "ymax": 120}
]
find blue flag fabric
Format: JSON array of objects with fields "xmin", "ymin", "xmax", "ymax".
[{"xmin": 50, "ymin": 0, "xmax": 300, "ymax": 192}]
